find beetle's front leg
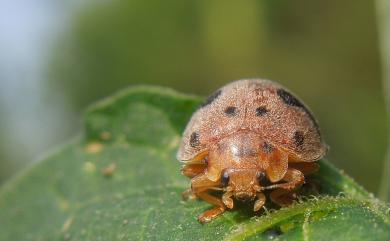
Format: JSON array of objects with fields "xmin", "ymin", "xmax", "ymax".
[
  {"xmin": 190, "ymin": 173, "xmax": 224, "ymax": 223},
  {"xmin": 269, "ymin": 188, "xmax": 297, "ymax": 206},
  {"xmin": 265, "ymin": 168, "xmax": 304, "ymax": 206},
  {"xmin": 181, "ymin": 163, "xmax": 207, "ymax": 200},
  {"xmin": 222, "ymin": 191, "xmax": 234, "ymax": 209},
  {"xmin": 181, "ymin": 163, "xmax": 207, "ymax": 178},
  {"xmin": 182, "ymin": 188, "xmax": 197, "ymax": 201},
  {"xmin": 265, "ymin": 168, "xmax": 304, "ymax": 191},
  {"xmin": 254, "ymin": 192, "xmax": 266, "ymax": 211},
  {"xmin": 196, "ymin": 192, "xmax": 225, "ymax": 223}
]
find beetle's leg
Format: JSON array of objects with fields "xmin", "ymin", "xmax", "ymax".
[
  {"xmin": 290, "ymin": 162, "xmax": 321, "ymax": 195},
  {"xmin": 182, "ymin": 188, "xmax": 197, "ymax": 201},
  {"xmin": 270, "ymin": 188, "xmax": 297, "ymax": 206},
  {"xmin": 265, "ymin": 168, "xmax": 304, "ymax": 206},
  {"xmin": 269, "ymin": 165, "xmax": 320, "ymax": 206},
  {"xmin": 191, "ymin": 173, "xmax": 225, "ymax": 223},
  {"xmin": 222, "ymin": 191, "xmax": 234, "ymax": 209},
  {"xmin": 289, "ymin": 162, "xmax": 319, "ymax": 175},
  {"xmin": 197, "ymin": 192, "xmax": 226, "ymax": 223},
  {"xmin": 254, "ymin": 192, "xmax": 266, "ymax": 211},
  {"xmin": 181, "ymin": 163, "xmax": 207, "ymax": 200},
  {"xmin": 191, "ymin": 173, "xmax": 220, "ymax": 195},
  {"xmin": 265, "ymin": 149, "xmax": 288, "ymax": 183},
  {"xmin": 181, "ymin": 163, "xmax": 207, "ymax": 178},
  {"xmin": 264, "ymin": 168, "xmax": 304, "ymax": 191}
]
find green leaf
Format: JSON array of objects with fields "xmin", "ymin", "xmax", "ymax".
[{"xmin": 1, "ymin": 86, "xmax": 389, "ymax": 241}]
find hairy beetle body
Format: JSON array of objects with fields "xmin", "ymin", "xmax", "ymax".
[{"xmin": 177, "ymin": 79, "xmax": 327, "ymax": 223}]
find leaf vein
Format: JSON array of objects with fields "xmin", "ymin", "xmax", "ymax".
[
  {"xmin": 302, "ymin": 210, "xmax": 311, "ymax": 241},
  {"xmin": 139, "ymin": 208, "xmax": 153, "ymax": 241}
]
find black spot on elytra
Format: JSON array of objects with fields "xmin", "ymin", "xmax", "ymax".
[
  {"xmin": 293, "ymin": 131, "xmax": 305, "ymax": 147},
  {"xmin": 256, "ymin": 106, "xmax": 268, "ymax": 116},
  {"xmin": 199, "ymin": 89, "xmax": 222, "ymax": 108},
  {"xmin": 277, "ymin": 88, "xmax": 302, "ymax": 107},
  {"xmin": 224, "ymin": 106, "xmax": 237, "ymax": 116},
  {"xmin": 189, "ymin": 132, "xmax": 200, "ymax": 148},
  {"xmin": 277, "ymin": 88, "xmax": 320, "ymax": 131},
  {"xmin": 262, "ymin": 142, "xmax": 274, "ymax": 153}
]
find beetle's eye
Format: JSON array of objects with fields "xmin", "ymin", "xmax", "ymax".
[
  {"xmin": 221, "ymin": 171, "xmax": 230, "ymax": 187},
  {"xmin": 257, "ymin": 172, "xmax": 269, "ymax": 186}
]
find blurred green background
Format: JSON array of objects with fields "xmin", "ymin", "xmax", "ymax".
[{"xmin": 0, "ymin": 0, "xmax": 387, "ymax": 194}]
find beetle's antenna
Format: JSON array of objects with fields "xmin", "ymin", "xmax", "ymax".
[{"xmin": 209, "ymin": 187, "xmax": 223, "ymax": 191}]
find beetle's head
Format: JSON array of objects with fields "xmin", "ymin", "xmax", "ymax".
[{"xmin": 221, "ymin": 168, "xmax": 266, "ymax": 201}]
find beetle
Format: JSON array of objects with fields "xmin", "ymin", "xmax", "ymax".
[{"xmin": 177, "ymin": 79, "xmax": 327, "ymax": 223}]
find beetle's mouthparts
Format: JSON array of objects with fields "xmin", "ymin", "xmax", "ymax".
[{"xmin": 235, "ymin": 192, "xmax": 255, "ymax": 201}]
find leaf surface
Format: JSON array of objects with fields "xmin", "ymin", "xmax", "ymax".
[{"xmin": 0, "ymin": 87, "xmax": 388, "ymax": 241}]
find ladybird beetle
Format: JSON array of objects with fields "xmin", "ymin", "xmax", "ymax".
[{"xmin": 177, "ymin": 79, "xmax": 327, "ymax": 223}]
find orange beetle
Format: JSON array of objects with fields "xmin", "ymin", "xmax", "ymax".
[{"xmin": 177, "ymin": 79, "xmax": 327, "ymax": 223}]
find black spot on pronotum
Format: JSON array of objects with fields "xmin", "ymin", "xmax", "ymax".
[
  {"xmin": 256, "ymin": 106, "xmax": 268, "ymax": 116},
  {"xmin": 221, "ymin": 171, "xmax": 230, "ymax": 187},
  {"xmin": 277, "ymin": 88, "xmax": 320, "ymax": 130},
  {"xmin": 262, "ymin": 142, "xmax": 273, "ymax": 153},
  {"xmin": 224, "ymin": 106, "xmax": 237, "ymax": 116},
  {"xmin": 293, "ymin": 131, "xmax": 305, "ymax": 147},
  {"xmin": 199, "ymin": 89, "xmax": 222, "ymax": 108},
  {"xmin": 189, "ymin": 132, "xmax": 200, "ymax": 148},
  {"xmin": 263, "ymin": 228, "xmax": 283, "ymax": 240}
]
